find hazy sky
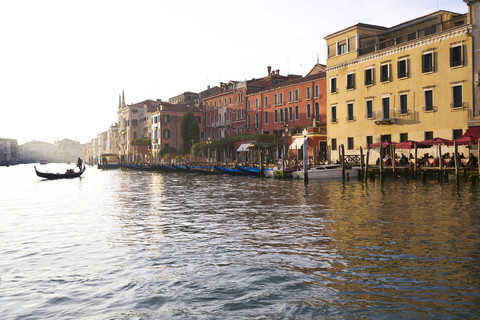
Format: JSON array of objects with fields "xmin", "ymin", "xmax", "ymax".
[{"xmin": 0, "ymin": 0, "xmax": 467, "ymax": 145}]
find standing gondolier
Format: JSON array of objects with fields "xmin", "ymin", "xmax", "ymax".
[{"xmin": 77, "ymin": 157, "xmax": 83, "ymax": 170}]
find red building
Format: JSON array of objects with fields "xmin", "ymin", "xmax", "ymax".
[{"xmin": 203, "ymin": 64, "xmax": 327, "ymax": 158}]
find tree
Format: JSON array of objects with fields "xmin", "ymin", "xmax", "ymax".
[{"xmin": 180, "ymin": 110, "xmax": 200, "ymax": 154}]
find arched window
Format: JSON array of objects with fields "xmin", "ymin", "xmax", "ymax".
[
  {"xmin": 315, "ymin": 102, "xmax": 320, "ymax": 121},
  {"xmin": 307, "ymin": 104, "xmax": 311, "ymax": 118},
  {"xmin": 295, "ymin": 106, "xmax": 299, "ymax": 120}
]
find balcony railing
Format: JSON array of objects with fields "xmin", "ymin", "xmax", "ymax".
[
  {"xmin": 358, "ymin": 15, "xmax": 467, "ymax": 57},
  {"xmin": 451, "ymin": 101, "xmax": 468, "ymax": 109},
  {"xmin": 372, "ymin": 110, "xmax": 397, "ymax": 125}
]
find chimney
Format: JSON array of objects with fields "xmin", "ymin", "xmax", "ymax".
[
  {"xmin": 267, "ymin": 66, "xmax": 272, "ymax": 76},
  {"xmin": 276, "ymin": 69, "xmax": 280, "ymax": 75}
]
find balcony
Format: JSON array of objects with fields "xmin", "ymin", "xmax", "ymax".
[
  {"xmin": 451, "ymin": 101, "xmax": 468, "ymax": 110},
  {"xmin": 372, "ymin": 110, "xmax": 396, "ymax": 125}
]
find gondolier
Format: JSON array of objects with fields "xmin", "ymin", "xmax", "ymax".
[{"xmin": 77, "ymin": 157, "xmax": 83, "ymax": 170}]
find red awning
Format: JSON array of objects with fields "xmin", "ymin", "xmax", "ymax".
[
  {"xmin": 417, "ymin": 137, "xmax": 450, "ymax": 148},
  {"xmin": 394, "ymin": 140, "xmax": 416, "ymax": 149},
  {"xmin": 369, "ymin": 140, "xmax": 393, "ymax": 149},
  {"xmin": 446, "ymin": 127, "xmax": 480, "ymax": 146}
]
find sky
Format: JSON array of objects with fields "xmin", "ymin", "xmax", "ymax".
[{"xmin": 0, "ymin": 0, "xmax": 468, "ymax": 145}]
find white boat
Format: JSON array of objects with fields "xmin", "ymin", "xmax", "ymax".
[{"xmin": 292, "ymin": 164, "xmax": 360, "ymax": 180}]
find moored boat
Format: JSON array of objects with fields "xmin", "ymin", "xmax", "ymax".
[
  {"xmin": 34, "ymin": 165, "xmax": 85, "ymax": 180},
  {"xmin": 214, "ymin": 165, "xmax": 246, "ymax": 176},
  {"xmin": 292, "ymin": 164, "xmax": 359, "ymax": 180}
]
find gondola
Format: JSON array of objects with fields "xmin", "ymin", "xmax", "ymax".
[{"xmin": 34, "ymin": 166, "xmax": 85, "ymax": 180}]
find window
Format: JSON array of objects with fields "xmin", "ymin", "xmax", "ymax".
[
  {"xmin": 315, "ymin": 85, "xmax": 319, "ymax": 98},
  {"xmin": 289, "ymin": 91, "xmax": 293, "ymax": 103},
  {"xmin": 255, "ymin": 113, "xmax": 259, "ymax": 129},
  {"xmin": 133, "ymin": 131, "xmax": 137, "ymax": 139},
  {"xmin": 453, "ymin": 129, "xmax": 463, "ymax": 140},
  {"xmin": 347, "ymin": 103, "xmax": 354, "ymax": 121},
  {"xmin": 400, "ymin": 93, "xmax": 408, "ymax": 114},
  {"xmin": 265, "ymin": 111, "xmax": 269, "ymax": 124},
  {"xmin": 366, "ymin": 136, "xmax": 373, "ymax": 148},
  {"xmin": 425, "ymin": 25, "xmax": 436, "ymax": 35},
  {"xmin": 289, "ymin": 107, "xmax": 293, "ymax": 121},
  {"xmin": 364, "ymin": 68, "xmax": 374, "ymax": 86},
  {"xmin": 315, "ymin": 103, "xmax": 320, "ymax": 121},
  {"xmin": 163, "ymin": 129, "xmax": 170, "ymax": 139},
  {"xmin": 274, "ymin": 109, "xmax": 278, "ymax": 122},
  {"xmin": 397, "ymin": 59, "xmax": 408, "ymax": 78},
  {"xmin": 331, "ymin": 106, "xmax": 337, "ymax": 123},
  {"xmin": 294, "ymin": 90, "xmax": 299, "ymax": 102},
  {"xmin": 424, "ymin": 89, "xmax": 434, "ymax": 111},
  {"xmin": 280, "ymin": 109, "xmax": 284, "ymax": 122},
  {"xmin": 422, "ymin": 52, "xmax": 434, "ymax": 73},
  {"xmin": 279, "ymin": 93, "xmax": 284, "ymax": 105},
  {"xmin": 247, "ymin": 100, "xmax": 251, "ymax": 110},
  {"xmin": 338, "ymin": 41, "xmax": 347, "ymax": 55},
  {"xmin": 347, "ymin": 137, "xmax": 354, "ymax": 150},
  {"xmin": 331, "ymin": 138, "xmax": 337, "ymax": 151},
  {"xmin": 247, "ymin": 115, "xmax": 251, "ymax": 130},
  {"xmin": 264, "ymin": 96, "xmax": 268, "ymax": 107},
  {"xmin": 450, "ymin": 45, "xmax": 463, "ymax": 67},
  {"xmin": 424, "ymin": 131, "xmax": 433, "ymax": 140},
  {"xmin": 132, "ymin": 119, "xmax": 138, "ymax": 126},
  {"xmin": 400, "ymin": 133, "xmax": 408, "ymax": 142},
  {"xmin": 295, "ymin": 106, "xmax": 299, "ymax": 120},
  {"xmin": 307, "ymin": 104, "xmax": 311, "ymax": 118},
  {"xmin": 163, "ymin": 115, "xmax": 170, "ymax": 122},
  {"xmin": 346, "ymin": 73, "xmax": 355, "ymax": 90},
  {"xmin": 380, "ymin": 63, "xmax": 390, "ymax": 82},
  {"xmin": 330, "ymin": 78, "xmax": 337, "ymax": 93},
  {"xmin": 452, "ymin": 84, "xmax": 463, "ymax": 108},
  {"xmin": 285, "ymin": 108, "xmax": 289, "ymax": 122},
  {"xmin": 365, "ymin": 100, "xmax": 373, "ymax": 119},
  {"xmin": 382, "ymin": 96, "xmax": 390, "ymax": 119},
  {"xmin": 306, "ymin": 87, "xmax": 311, "ymax": 99},
  {"xmin": 255, "ymin": 98, "xmax": 259, "ymax": 109},
  {"xmin": 274, "ymin": 94, "xmax": 278, "ymax": 106}
]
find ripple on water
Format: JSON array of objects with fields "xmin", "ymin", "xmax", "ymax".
[{"xmin": 0, "ymin": 165, "xmax": 479, "ymax": 319}]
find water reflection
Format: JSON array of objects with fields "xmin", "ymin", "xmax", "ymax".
[{"xmin": 1, "ymin": 165, "xmax": 479, "ymax": 319}]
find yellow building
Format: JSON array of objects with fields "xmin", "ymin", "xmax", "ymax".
[{"xmin": 325, "ymin": 9, "xmax": 474, "ymax": 162}]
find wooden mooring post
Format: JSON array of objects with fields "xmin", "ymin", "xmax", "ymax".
[
  {"xmin": 365, "ymin": 147, "xmax": 370, "ymax": 183},
  {"xmin": 454, "ymin": 141, "xmax": 459, "ymax": 178},
  {"xmin": 414, "ymin": 142, "xmax": 418, "ymax": 177},
  {"xmin": 360, "ymin": 146, "xmax": 364, "ymax": 180},
  {"xmin": 392, "ymin": 144, "xmax": 396, "ymax": 177},
  {"xmin": 379, "ymin": 144, "xmax": 384, "ymax": 179},
  {"xmin": 438, "ymin": 145, "xmax": 443, "ymax": 182},
  {"xmin": 341, "ymin": 144, "xmax": 345, "ymax": 181}
]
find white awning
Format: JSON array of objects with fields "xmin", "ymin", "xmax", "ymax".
[
  {"xmin": 237, "ymin": 143, "xmax": 254, "ymax": 152},
  {"xmin": 289, "ymin": 138, "xmax": 305, "ymax": 150}
]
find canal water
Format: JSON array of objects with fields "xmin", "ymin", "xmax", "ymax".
[{"xmin": 1, "ymin": 164, "xmax": 479, "ymax": 319}]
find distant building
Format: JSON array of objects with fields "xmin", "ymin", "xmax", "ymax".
[
  {"xmin": 117, "ymin": 91, "xmax": 158, "ymax": 162},
  {"xmin": 55, "ymin": 138, "xmax": 81, "ymax": 163},
  {"xmin": 169, "ymin": 92, "xmax": 199, "ymax": 104},
  {"xmin": 21, "ymin": 141, "xmax": 55, "ymax": 163},
  {"xmin": 150, "ymin": 102, "xmax": 203, "ymax": 161}
]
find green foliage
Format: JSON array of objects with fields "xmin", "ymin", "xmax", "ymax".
[
  {"xmin": 180, "ymin": 110, "xmax": 200, "ymax": 154},
  {"xmin": 159, "ymin": 146, "xmax": 177, "ymax": 156},
  {"xmin": 131, "ymin": 137, "xmax": 151, "ymax": 147}
]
